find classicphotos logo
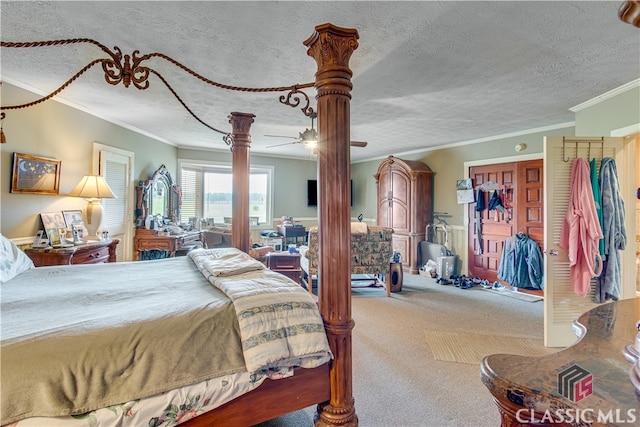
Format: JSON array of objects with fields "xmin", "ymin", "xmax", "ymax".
[
  {"xmin": 516, "ymin": 364, "xmax": 637, "ymax": 424},
  {"xmin": 557, "ymin": 364, "xmax": 593, "ymax": 402}
]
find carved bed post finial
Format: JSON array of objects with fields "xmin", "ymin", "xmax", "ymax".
[
  {"xmin": 304, "ymin": 23, "xmax": 359, "ymax": 427},
  {"xmin": 619, "ymin": 1, "xmax": 640, "ymax": 27},
  {"xmin": 228, "ymin": 112, "xmax": 255, "ymax": 254}
]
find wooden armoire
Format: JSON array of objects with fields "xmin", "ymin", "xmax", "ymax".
[{"xmin": 375, "ymin": 156, "xmax": 433, "ymax": 274}]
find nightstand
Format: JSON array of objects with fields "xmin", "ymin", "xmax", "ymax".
[
  {"xmin": 25, "ymin": 239, "xmax": 119, "ymax": 267},
  {"xmin": 267, "ymin": 252, "xmax": 301, "ymax": 285}
]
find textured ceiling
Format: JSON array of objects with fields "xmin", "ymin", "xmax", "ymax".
[{"xmin": 1, "ymin": 1, "xmax": 639, "ymax": 163}]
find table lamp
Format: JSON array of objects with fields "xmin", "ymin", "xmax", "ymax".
[{"xmin": 69, "ymin": 175, "xmax": 116, "ymax": 240}]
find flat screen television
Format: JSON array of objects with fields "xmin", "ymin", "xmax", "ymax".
[{"xmin": 307, "ymin": 179, "xmax": 353, "ymax": 207}]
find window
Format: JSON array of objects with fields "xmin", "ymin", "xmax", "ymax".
[{"xmin": 178, "ymin": 160, "xmax": 273, "ymax": 226}]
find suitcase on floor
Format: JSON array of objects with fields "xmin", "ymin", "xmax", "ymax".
[{"xmin": 419, "ymin": 241, "xmax": 447, "ymax": 268}]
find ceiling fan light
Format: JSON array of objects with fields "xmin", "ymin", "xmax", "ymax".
[{"xmin": 300, "ymin": 128, "xmax": 317, "ymax": 143}]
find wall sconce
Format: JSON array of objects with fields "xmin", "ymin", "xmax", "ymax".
[
  {"xmin": 515, "ymin": 143, "xmax": 527, "ymax": 152},
  {"xmin": 68, "ymin": 175, "xmax": 116, "ymax": 240}
]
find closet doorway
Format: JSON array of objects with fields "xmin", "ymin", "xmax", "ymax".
[{"xmin": 467, "ymin": 159, "xmax": 544, "ymax": 288}]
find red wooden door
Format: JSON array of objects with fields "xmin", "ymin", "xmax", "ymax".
[
  {"xmin": 467, "ymin": 159, "xmax": 543, "ymax": 283},
  {"xmin": 468, "ymin": 163, "xmax": 516, "ymax": 282},
  {"xmin": 517, "ymin": 160, "xmax": 544, "ymax": 246}
]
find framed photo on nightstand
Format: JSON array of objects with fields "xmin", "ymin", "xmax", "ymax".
[
  {"xmin": 63, "ymin": 210, "xmax": 84, "ymax": 228},
  {"xmin": 63, "ymin": 210, "xmax": 87, "ymax": 242},
  {"xmin": 40, "ymin": 212, "xmax": 66, "ymax": 240}
]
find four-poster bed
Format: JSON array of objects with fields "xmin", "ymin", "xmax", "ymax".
[
  {"xmin": 184, "ymin": 23, "xmax": 361, "ymax": 427},
  {"xmin": 0, "ymin": 23, "xmax": 359, "ymax": 427}
]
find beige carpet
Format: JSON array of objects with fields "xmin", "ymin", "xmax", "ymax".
[{"xmin": 424, "ymin": 330, "xmax": 554, "ymax": 364}]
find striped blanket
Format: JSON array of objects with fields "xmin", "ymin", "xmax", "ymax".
[{"xmin": 188, "ymin": 248, "xmax": 332, "ymax": 372}]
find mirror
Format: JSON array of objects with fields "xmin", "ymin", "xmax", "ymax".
[
  {"xmin": 151, "ymin": 177, "xmax": 168, "ymax": 217},
  {"xmin": 136, "ymin": 164, "xmax": 181, "ymax": 226}
]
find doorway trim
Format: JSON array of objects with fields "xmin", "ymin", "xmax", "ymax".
[
  {"xmin": 462, "ymin": 152, "xmax": 543, "ymax": 275},
  {"xmin": 92, "ymin": 142, "xmax": 135, "ymax": 261}
]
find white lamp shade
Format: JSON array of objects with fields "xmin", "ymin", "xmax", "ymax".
[
  {"xmin": 69, "ymin": 175, "xmax": 116, "ymax": 240},
  {"xmin": 68, "ymin": 175, "xmax": 116, "ymax": 199}
]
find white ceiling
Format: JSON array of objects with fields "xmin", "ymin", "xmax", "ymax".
[{"xmin": 1, "ymin": 1, "xmax": 639, "ymax": 163}]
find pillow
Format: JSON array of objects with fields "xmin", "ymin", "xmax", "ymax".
[{"xmin": 0, "ymin": 233, "xmax": 35, "ymax": 283}]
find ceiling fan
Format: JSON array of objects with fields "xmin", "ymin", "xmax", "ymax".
[{"xmin": 265, "ymin": 113, "xmax": 368, "ymax": 150}]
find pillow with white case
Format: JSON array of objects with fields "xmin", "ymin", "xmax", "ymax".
[{"xmin": 0, "ymin": 233, "xmax": 35, "ymax": 283}]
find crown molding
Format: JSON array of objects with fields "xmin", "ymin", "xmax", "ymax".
[
  {"xmin": 353, "ymin": 121, "xmax": 574, "ymax": 164},
  {"xmin": 570, "ymin": 79, "xmax": 640, "ymax": 112}
]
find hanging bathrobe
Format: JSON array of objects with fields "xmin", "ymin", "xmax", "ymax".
[
  {"xmin": 559, "ymin": 158, "xmax": 603, "ymax": 297},
  {"xmin": 598, "ymin": 157, "xmax": 626, "ymax": 301}
]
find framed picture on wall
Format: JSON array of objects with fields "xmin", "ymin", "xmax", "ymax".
[{"xmin": 11, "ymin": 152, "xmax": 62, "ymax": 195}]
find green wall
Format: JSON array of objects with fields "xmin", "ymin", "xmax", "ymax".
[
  {"xmin": 352, "ymin": 83, "xmax": 639, "ymax": 229},
  {"xmin": 2, "ymin": 81, "xmax": 638, "ymax": 241},
  {"xmin": 574, "ymin": 86, "xmax": 640, "ymax": 136},
  {"xmin": 352, "ymin": 125, "xmax": 575, "ymax": 227},
  {"xmin": 1, "ymin": 83, "xmax": 177, "ymax": 239}
]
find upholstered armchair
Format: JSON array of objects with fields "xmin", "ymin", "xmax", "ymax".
[{"xmin": 299, "ymin": 223, "xmax": 394, "ymax": 295}]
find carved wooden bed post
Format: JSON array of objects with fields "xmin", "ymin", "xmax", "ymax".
[
  {"xmin": 228, "ymin": 111, "xmax": 255, "ymax": 253},
  {"xmin": 304, "ymin": 23, "xmax": 359, "ymax": 427}
]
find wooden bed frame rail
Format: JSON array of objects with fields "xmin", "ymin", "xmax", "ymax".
[{"xmin": 182, "ymin": 364, "xmax": 330, "ymax": 426}]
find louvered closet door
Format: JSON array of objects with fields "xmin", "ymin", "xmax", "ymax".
[
  {"xmin": 97, "ymin": 146, "xmax": 134, "ymax": 261},
  {"xmin": 543, "ymin": 136, "xmax": 626, "ymax": 347}
]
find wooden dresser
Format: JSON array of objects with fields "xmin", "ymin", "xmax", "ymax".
[
  {"xmin": 25, "ymin": 239, "xmax": 119, "ymax": 267},
  {"xmin": 134, "ymin": 229, "xmax": 204, "ymax": 260},
  {"xmin": 375, "ymin": 156, "xmax": 433, "ymax": 274}
]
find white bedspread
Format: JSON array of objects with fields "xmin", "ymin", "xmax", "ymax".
[
  {"xmin": 2, "ymin": 249, "xmax": 332, "ymax": 426},
  {"xmin": 188, "ymin": 248, "xmax": 332, "ymax": 372}
]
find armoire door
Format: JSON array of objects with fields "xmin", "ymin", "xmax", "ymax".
[
  {"xmin": 468, "ymin": 160, "xmax": 543, "ymax": 284},
  {"xmin": 376, "ymin": 166, "xmax": 410, "ymax": 234}
]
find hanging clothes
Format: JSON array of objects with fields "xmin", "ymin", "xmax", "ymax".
[
  {"xmin": 597, "ymin": 157, "xmax": 626, "ymax": 301},
  {"xmin": 488, "ymin": 190, "xmax": 506, "ymax": 221},
  {"xmin": 488, "ymin": 190, "xmax": 506, "ymax": 213},
  {"xmin": 559, "ymin": 158, "xmax": 603, "ymax": 297},
  {"xmin": 497, "ymin": 232, "xmax": 544, "ymax": 289},
  {"xmin": 475, "ymin": 189, "xmax": 485, "ymax": 255},
  {"xmin": 590, "ymin": 157, "xmax": 605, "ymax": 303},
  {"xmin": 589, "ymin": 158, "xmax": 605, "ymax": 260}
]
